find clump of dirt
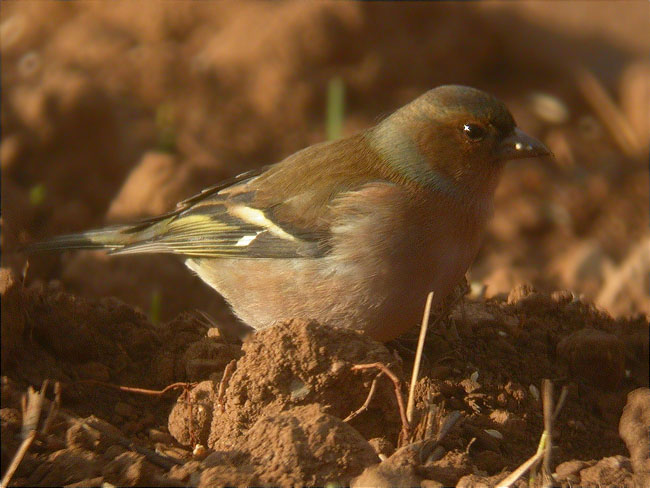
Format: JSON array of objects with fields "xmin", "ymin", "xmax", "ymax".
[
  {"xmin": 619, "ymin": 388, "xmax": 650, "ymax": 487},
  {"xmin": 201, "ymin": 404, "xmax": 379, "ymax": 487},
  {"xmin": 205, "ymin": 318, "xmax": 403, "ymax": 448},
  {"xmin": 1, "ymin": 270, "xmax": 648, "ymax": 486}
]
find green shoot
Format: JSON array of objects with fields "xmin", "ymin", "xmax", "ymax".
[
  {"xmin": 29, "ymin": 183, "xmax": 46, "ymax": 206},
  {"xmin": 149, "ymin": 289, "xmax": 162, "ymax": 325},
  {"xmin": 326, "ymin": 77, "xmax": 345, "ymax": 141},
  {"xmin": 155, "ymin": 103, "xmax": 177, "ymax": 153}
]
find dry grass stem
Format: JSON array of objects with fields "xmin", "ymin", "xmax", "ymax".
[
  {"xmin": 542, "ymin": 379, "xmax": 555, "ymax": 487},
  {"xmin": 21, "ymin": 380, "xmax": 48, "ymax": 438},
  {"xmin": 351, "ymin": 362, "xmax": 410, "ymax": 443},
  {"xmin": 1, "ymin": 430, "xmax": 37, "ymax": 488},
  {"xmin": 424, "ymin": 410, "xmax": 463, "ymax": 464},
  {"xmin": 552, "ymin": 386, "xmax": 569, "ymax": 423},
  {"xmin": 422, "ymin": 397, "xmax": 439, "ymax": 441},
  {"xmin": 40, "ymin": 381, "xmax": 62, "ymax": 435},
  {"xmin": 437, "ymin": 410, "xmax": 462, "ymax": 443},
  {"xmin": 344, "ymin": 372, "xmax": 382, "ymax": 423},
  {"xmin": 407, "ymin": 291, "xmax": 434, "ymax": 424},
  {"xmin": 74, "ymin": 380, "xmax": 196, "ymax": 396},
  {"xmin": 496, "ymin": 435, "xmax": 546, "ymax": 488},
  {"xmin": 2, "ymin": 381, "xmax": 50, "ymax": 488}
]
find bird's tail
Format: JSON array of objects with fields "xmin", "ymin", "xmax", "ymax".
[{"xmin": 21, "ymin": 219, "xmax": 169, "ymax": 255}]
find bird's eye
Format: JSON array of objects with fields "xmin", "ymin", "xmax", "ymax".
[{"xmin": 463, "ymin": 123, "xmax": 486, "ymax": 141}]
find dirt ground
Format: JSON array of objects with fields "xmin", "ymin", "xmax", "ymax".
[{"xmin": 1, "ymin": 2, "xmax": 649, "ymax": 487}]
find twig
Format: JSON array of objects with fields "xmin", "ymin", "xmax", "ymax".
[
  {"xmin": 422, "ymin": 396, "xmax": 438, "ymax": 442},
  {"xmin": 552, "ymin": 386, "xmax": 569, "ymax": 423},
  {"xmin": 464, "ymin": 436, "xmax": 477, "ymax": 455},
  {"xmin": 423, "ymin": 410, "xmax": 463, "ymax": 464},
  {"xmin": 407, "ymin": 292, "xmax": 434, "ymax": 425},
  {"xmin": 40, "ymin": 381, "xmax": 62, "ymax": 435},
  {"xmin": 191, "ymin": 309, "xmax": 218, "ymax": 330},
  {"xmin": 344, "ymin": 373, "xmax": 382, "ymax": 423},
  {"xmin": 436, "ymin": 410, "xmax": 462, "ymax": 443},
  {"xmin": 1, "ymin": 430, "xmax": 37, "ymax": 488},
  {"xmin": 542, "ymin": 379, "xmax": 555, "ymax": 487},
  {"xmin": 2, "ymin": 381, "xmax": 50, "ymax": 488},
  {"xmin": 217, "ymin": 359, "xmax": 237, "ymax": 413},
  {"xmin": 21, "ymin": 381, "xmax": 47, "ymax": 438},
  {"xmin": 73, "ymin": 380, "xmax": 196, "ymax": 396},
  {"xmin": 496, "ymin": 433, "xmax": 547, "ymax": 488},
  {"xmin": 351, "ymin": 363, "xmax": 410, "ymax": 442},
  {"xmin": 390, "ymin": 409, "xmax": 463, "ymax": 465}
]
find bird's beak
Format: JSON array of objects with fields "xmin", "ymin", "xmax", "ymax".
[{"xmin": 498, "ymin": 127, "xmax": 552, "ymax": 161}]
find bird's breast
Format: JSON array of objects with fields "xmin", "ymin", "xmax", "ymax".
[{"xmin": 325, "ymin": 186, "xmax": 490, "ymax": 339}]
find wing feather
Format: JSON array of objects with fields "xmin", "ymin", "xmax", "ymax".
[{"xmin": 110, "ymin": 179, "xmax": 324, "ymax": 258}]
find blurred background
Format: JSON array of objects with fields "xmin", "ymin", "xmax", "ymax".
[{"xmin": 2, "ymin": 1, "xmax": 648, "ymax": 323}]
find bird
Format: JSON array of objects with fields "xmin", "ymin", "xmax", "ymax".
[{"xmin": 24, "ymin": 85, "xmax": 551, "ymax": 341}]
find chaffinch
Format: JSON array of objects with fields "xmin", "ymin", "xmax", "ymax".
[{"xmin": 26, "ymin": 85, "xmax": 550, "ymax": 341}]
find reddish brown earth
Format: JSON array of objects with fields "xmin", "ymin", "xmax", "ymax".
[{"xmin": 1, "ymin": 2, "xmax": 649, "ymax": 487}]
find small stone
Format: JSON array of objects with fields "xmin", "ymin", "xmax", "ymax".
[
  {"xmin": 460, "ymin": 378, "xmax": 481, "ymax": 394},
  {"xmin": 483, "ymin": 429, "xmax": 503, "ymax": 440},
  {"xmin": 555, "ymin": 460, "xmax": 591, "ymax": 481},
  {"xmin": 193, "ymin": 444, "xmax": 208, "ymax": 460},
  {"xmin": 66, "ymin": 422, "xmax": 98, "ymax": 450},
  {"xmin": 507, "ymin": 283, "xmax": 536, "ymax": 304},
  {"xmin": 619, "ymin": 388, "xmax": 650, "ymax": 478},
  {"xmin": 206, "ymin": 328, "xmax": 221, "ymax": 339},
  {"xmin": 168, "ymin": 380, "xmax": 217, "ymax": 447},
  {"xmin": 579, "ymin": 455, "xmax": 633, "ymax": 487},
  {"xmin": 368, "ymin": 437, "xmax": 395, "ymax": 458}
]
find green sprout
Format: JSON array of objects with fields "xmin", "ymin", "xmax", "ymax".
[
  {"xmin": 29, "ymin": 183, "xmax": 46, "ymax": 206},
  {"xmin": 155, "ymin": 103, "xmax": 177, "ymax": 153},
  {"xmin": 149, "ymin": 289, "xmax": 162, "ymax": 325},
  {"xmin": 326, "ymin": 77, "xmax": 345, "ymax": 141}
]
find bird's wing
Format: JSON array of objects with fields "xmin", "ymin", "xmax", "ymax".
[
  {"xmin": 111, "ymin": 167, "xmax": 328, "ymax": 259},
  {"xmin": 32, "ymin": 133, "xmax": 395, "ymax": 259}
]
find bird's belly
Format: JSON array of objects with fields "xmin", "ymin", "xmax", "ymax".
[{"xmin": 185, "ymin": 226, "xmax": 480, "ymax": 341}]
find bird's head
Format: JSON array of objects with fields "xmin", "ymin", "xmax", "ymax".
[{"xmin": 368, "ymin": 85, "xmax": 551, "ymax": 199}]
